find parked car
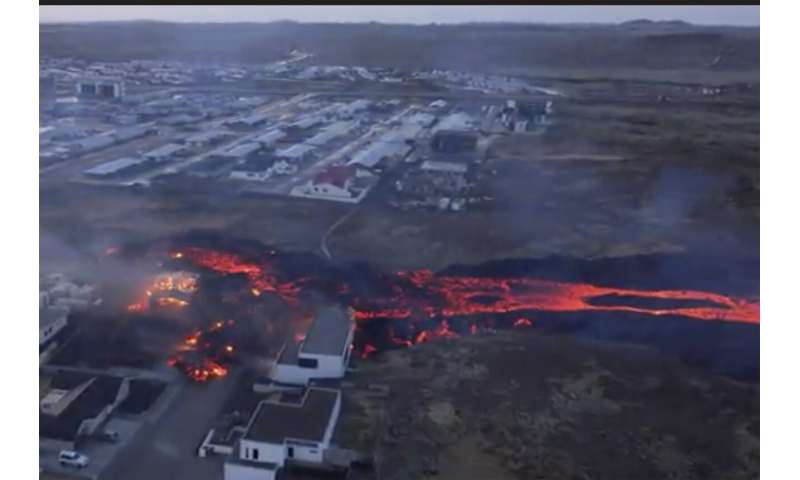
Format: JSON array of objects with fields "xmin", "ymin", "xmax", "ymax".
[{"xmin": 59, "ymin": 450, "xmax": 89, "ymax": 468}]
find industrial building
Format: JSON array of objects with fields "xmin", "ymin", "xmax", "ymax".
[{"xmin": 224, "ymin": 388, "xmax": 342, "ymax": 480}]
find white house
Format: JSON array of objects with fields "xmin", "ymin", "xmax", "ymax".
[
  {"xmin": 290, "ymin": 165, "xmax": 373, "ymax": 204},
  {"xmin": 224, "ymin": 388, "xmax": 341, "ymax": 480},
  {"xmin": 271, "ymin": 307, "xmax": 355, "ymax": 387},
  {"xmin": 143, "ymin": 143, "xmax": 186, "ymax": 163},
  {"xmin": 40, "ymin": 307, "xmax": 69, "ymax": 347},
  {"xmin": 275, "ymin": 144, "xmax": 315, "ymax": 162}
]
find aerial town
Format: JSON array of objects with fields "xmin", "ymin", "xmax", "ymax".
[{"xmin": 40, "ymin": 15, "xmax": 760, "ymax": 480}]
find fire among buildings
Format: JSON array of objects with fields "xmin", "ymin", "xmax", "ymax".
[
  {"xmin": 117, "ymin": 243, "xmax": 759, "ymax": 380},
  {"xmin": 168, "ymin": 320, "xmax": 236, "ymax": 382},
  {"xmin": 127, "ymin": 271, "xmax": 198, "ymax": 312}
]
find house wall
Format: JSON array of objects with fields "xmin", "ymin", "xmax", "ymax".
[
  {"xmin": 298, "ymin": 352, "xmax": 347, "ymax": 378},
  {"xmin": 273, "ymin": 351, "xmax": 349, "ymax": 386},
  {"xmin": 239, "ymin": 439, "xmax": 284, "ymax": 467},
  {"xmin": 286, "ymin": 440, "xmax": 323, "ymax": 463},
  {"xmin": 322, "ymin": 393, "xmax": 342, "ymax": 446},
  {"xmin": 224, "ymin": 462, "xmax": 277, "ymax": 480},
  {"xmin": 272, "ymin": 363, "xmax": 314, "ymax": 386},
  {"xmin": 39, "ymin": 315, "xmax": 67, "ymax": 346}
]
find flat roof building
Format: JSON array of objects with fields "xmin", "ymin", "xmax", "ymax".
[
  {"xmin": 420, "ymin": 160, "xmax": 469, "ymax": 174},
  {"xmin": 254, "ymin": 129, "xmax": 287, "ymax": 147},
  {"xmin": 144, "ymin": 143, "xmax": 186, "ymax": 162},
  {"xmin": 83, "ymin": 157, "xmax": 146, "ymax": 177},
  {"xmin": 275, "ymin": 144, "xmax": 315, "ymax": 161},
  {"xmin": 224, "ymin": 388, "xmax": 342, "ymax": 480},
  {"xmin": 271, "ymin": 307, "xmax": 355, "ymax": 387}
]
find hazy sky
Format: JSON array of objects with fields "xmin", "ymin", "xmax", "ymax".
[{"xmin": 40, "ymin": 5, "xmax": 759, "ymax": 26}]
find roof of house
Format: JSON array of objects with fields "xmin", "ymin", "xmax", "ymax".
[
  {"xmin": 276, "ymin": 143, "xmax": 315, "ymax": 159},
  {"xmin": 276, "ymin": 338, "xmax": 301, "ymax": 366},
  {"xmin": 254, "ymin": 129, "xmax": 286, "ymax": 145},
  {"xmin": 186, "ymin": 130, "xmax": 229, "ymax": 143},
  {"xmin": 243, "ymin": 388, "xmax": 340, "ymax": 444},
  {"xmin": 420, "ymin": 160, "xmax": 469, "ymax": 174},
  {"xmin": 77, "ymin": 134, "xmax": 116, "ymax": 151},
  {"xmin": 300, "ymin": 307, "xmax": 353, "ymax": 356},
  {"xmin": 289, "ymin": 116, "xmax": 324, "ymax": 130},
  {"xmin": 40, "ymin": 372, "xmax": 123, "ymax": 442},
  {"xmin": 224, "ymin": 142, "xmax": 262, "ymax": 158},
  {"xmin": 347, "ymin": 142, "xmax": 410, "ymax": 169},
  {"xmin": 144, "ymin": 143, "xmax": 184, "ymax": 158},
  {"xmin": 313, "ymin": 165, "xmax": 356, "ymax": 189},
  {"xmin": 305, "ymin": 121, "xmax": 356, "ymax": 146},
  {"xmin": 235, "ymin": 112, "xmax": 270, "ymax": 126},
  {"xmin": 84, "ymin": 157, "xmax": 144, "ymax": 176},
  {"xmin": 433, "ymin": 112, "xmax": 474, "ymax": 132}
]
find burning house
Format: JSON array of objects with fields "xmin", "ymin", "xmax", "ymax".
[
  {"xmin": 224, "ymin": 388, "xmax": 342, "ymax": 480},
  {"xmin": 267, "ymin": 307, "xmax": 355, "ymax": 388}
]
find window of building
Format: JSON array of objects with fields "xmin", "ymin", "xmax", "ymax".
[
  {"xmin": 244, "ymin": 447, "xmax": 250, "ymax": 459},
  {"xmin": 252, "ymin": 448, "xmax": 259, "ymax": 460},
  {"xmin": 287, "ymin": 447, "xmax": 294, "ymax": 458},
  {"xmin": 298, "ymin": 357, "xmax": 318, "ymax": 369}
]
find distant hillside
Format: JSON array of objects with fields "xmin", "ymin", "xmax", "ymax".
[{"xmin": 39, "ymin": 21, "xmax": 759, "ymax": 72}]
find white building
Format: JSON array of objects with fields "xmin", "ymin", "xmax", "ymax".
[
  {"xmin": 271, "ymin": 307, "xmax": 355, "ymax": 386},
  {"xmin": 40, "ymin": 308, "xmax": 69, "ymax": 347},
  {"xmin": 143, "ymin": 143, "xmax": 186, "ymax": 163},
  {"xmin": 275, "ymin": 144, "xmax": 315, "ymax": 162},
  {"xmin": 290, "ymin": 165, "xmax": 373, "ymax": 204},
  {"xmin": 224, "ymin": 388, "xmax": 341, "ymax": 480},
  {"xmin": 185, "ymin": 130, "xmax": 231, "ymax": 148},
  {"xmin": 254, "ymin": 129, "xmax": 287, "ymax": 147}
]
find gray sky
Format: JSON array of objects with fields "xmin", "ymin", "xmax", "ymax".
[{"xmin": 39, "ymin": 5, "xmax": 759, "ymax": 26}]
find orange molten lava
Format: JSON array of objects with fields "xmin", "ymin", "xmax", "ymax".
[
  {"xmin": 352, "ymin": 271, "xmax": 759, "ymax": 325},
  {"xmin": 178, "ymin": 248, "xmax": 301, "ymax": 303}
]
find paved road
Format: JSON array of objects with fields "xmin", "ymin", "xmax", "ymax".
[{"xmin": 105, "ymin": 371, "xmax": 240, "ymax": 480}]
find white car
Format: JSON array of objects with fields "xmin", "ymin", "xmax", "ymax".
[{"xmin": 59, "ymin": 450, "xmax": 89, "ymax": 468}]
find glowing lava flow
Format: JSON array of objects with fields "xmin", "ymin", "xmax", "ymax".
[
  {"xmin": 351, "ymin": 270, "xmax": 760, "ymax": 325},
  {"xmin": 168, "ymin": 320, "xmax": 236, "ymax": 382},
  {"xmin": 174, "ymin": 248, "xmax": 303, "ymax": 303},
  {"xmin": 155, "ymin": 245, "xmax": 758, "ymax": 361}
]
